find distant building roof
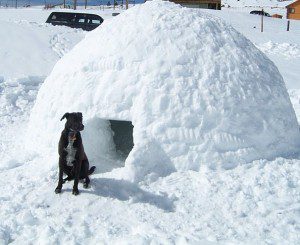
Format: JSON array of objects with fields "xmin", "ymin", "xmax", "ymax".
[{"xmin": 286, "ymin": 0, "xmax": 300, "ymax": 8}]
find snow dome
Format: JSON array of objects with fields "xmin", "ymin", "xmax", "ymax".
[{"xmin": 27, "ymin": 0, "xmax": 300, "ymax": 181}]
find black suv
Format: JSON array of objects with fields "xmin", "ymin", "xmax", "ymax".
[
  {"xmin": 46, "ymin": 12, "xmax": 104, "ymax": 31},
  {"xmin": 250, "ymin": 10, "xmax": 271, "ymax": 17}
]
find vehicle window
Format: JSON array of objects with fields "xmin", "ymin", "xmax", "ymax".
[
  {"xmin": 88, "ymin": 18, "xmax": 101, "ymax": 24},
  {"xmin": 75, "ymin": 14, "xmax": 86, "ymax": 23},
  {"xmin": 50, "ymin": 13, "xmax": 74, "ymax": 23}
]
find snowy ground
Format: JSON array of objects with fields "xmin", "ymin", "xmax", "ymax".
[
  {"xmin": 0, "ymin": 3, "xmax": 300, "ymax": 244},
  {"xmin": 222, "ymin": 0, "xmax": 293, "ymax": 16}
]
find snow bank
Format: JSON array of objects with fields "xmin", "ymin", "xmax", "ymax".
[
  {"xmin": 27, "ymin": 0, "xmax": 300, "ymax": 181},
  {"xmin": 257, "ymin": 41, "xmax": 300, "ymax": 59},
  {"xmin": 0, "ymin": 19, "xmax": 84, "ymax": 79}
]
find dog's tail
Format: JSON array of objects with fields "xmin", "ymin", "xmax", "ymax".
[{"xmin": 89, "ymin": 166, "xmax": 96, "ymax": 175}]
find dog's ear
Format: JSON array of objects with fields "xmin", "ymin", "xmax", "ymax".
[{"xmin": 60, "ymin": 113, "xmax": 70, "ymax": 121}]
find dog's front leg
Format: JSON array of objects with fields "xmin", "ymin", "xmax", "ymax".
[
  {"xmin": 82, "ymin": 159, "xmax": 90, "ymax": 188},
  {"xmin": 55, "ymin": 157, "xmax": 64, "ymax": 194},
  {"xmin": 72, "ymin": 161, "xmax": 81, "ymax": 195}
]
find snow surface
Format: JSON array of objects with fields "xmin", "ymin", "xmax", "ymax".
[
  {"xmin": 223, "ymin": 0, "xmax": 293, "ymax": 8},
  {"xmin": 28, "ymin": 0, "xmax": 300, "ymax": 181},
  {"xmin": 0, "ymin": 1, "xmax": 300, "ymax": 244},
  {"xmin": 0, "ymin": 20, "xmax": 84, "ymax": 79},
  {"xmin": 222, "ymin": 0, "xmax": 293, "ymax": 15}
]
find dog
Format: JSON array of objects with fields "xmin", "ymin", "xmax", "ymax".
[{"xmin": 55, "ymin": 112, "xmax": 95, "ymax": 195}]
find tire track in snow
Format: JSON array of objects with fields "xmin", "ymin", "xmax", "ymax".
[{"xmin": 49, "ymin": 33, "xmax": 69, "ymax": 58}]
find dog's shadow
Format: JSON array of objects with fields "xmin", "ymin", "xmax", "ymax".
[{"xmin": 80, "ymin": 178, "xmax": 176, "ymax": 212}]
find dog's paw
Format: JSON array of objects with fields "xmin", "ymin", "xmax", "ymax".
[
  {"xmin": 83, "ymin": 183, "xmax": 89, "ymax": 189},
  {"xmin": 55, "ymin": 188, "xmax": 62, "ymax": 194},
  {"xmin": 72, "ymin": 189, "xmax": 79, "ymax": 195}
]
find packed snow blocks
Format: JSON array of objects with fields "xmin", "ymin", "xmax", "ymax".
[{"xmin": 27, "ymin": 0, "xmax": 300, "ymax": 182}]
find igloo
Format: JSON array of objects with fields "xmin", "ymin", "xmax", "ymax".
[{"xmin": 27, "ymin": 0, "xmax": 300, "ymax": 181}]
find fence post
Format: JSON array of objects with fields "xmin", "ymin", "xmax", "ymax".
[
  {"xmin": 287, "ymin": 20, "xmax": 290, "ymax": 31},
  {"xmin": 261, "ymin": 8, "xmax": 264, "ymax": 32}
]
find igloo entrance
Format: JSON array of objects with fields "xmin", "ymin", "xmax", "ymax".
[
  {"xmin": 80, "ymin": 118, "xmax": 134, "ymax": 173},
  {"xmin": 109, "ymin": 120, "xmax": 134, "ymax": 159}
]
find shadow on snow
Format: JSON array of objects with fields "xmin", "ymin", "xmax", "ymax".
[{"xmin": 77, "ymin": 178, "xmax": 176, "ymax": 212}]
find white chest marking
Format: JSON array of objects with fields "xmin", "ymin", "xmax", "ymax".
[{"xmin": 65, "ymin": 139, "xmax": 77, "ymax": 166}]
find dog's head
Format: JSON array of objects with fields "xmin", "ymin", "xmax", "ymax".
[{"xmin": 60, "ymin": 112, "xmax": 84, "ymax": 132}]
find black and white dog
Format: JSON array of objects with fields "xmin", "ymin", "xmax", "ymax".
[{"xmin": 55, "ymin": 112, "xmax": 95, "ymax": 195}]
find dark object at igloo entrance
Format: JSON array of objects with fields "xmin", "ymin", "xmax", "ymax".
[{"xmin": 109, "ymin": 120, "xmax": 134, "ymax": 158}]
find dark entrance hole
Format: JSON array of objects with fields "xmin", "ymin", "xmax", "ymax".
[{"xmin": 109, "ymin": 120, "xmax": 134, "ymax": 159}]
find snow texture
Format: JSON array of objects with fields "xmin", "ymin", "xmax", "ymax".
[
  {"xmin": 257, "ymin": 41, "xmax": 300, "ymax": 58},
  {"xmin": 27, "ymin": 0, "xmax": 300, "ymax": 181},
  {"xmin": 0, "ymin": 19, "xmax": 84, "ymax": 79}
]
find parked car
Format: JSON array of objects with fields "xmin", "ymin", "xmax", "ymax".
[
  {"xmin": 250, "ymin": 10, "xmax": 271, "ymax": 17},
  {"xmin": 46, "ymin": 12, "xmax": 104, "ymax": 31}
]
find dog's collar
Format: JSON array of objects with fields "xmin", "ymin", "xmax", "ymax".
[{"xmin": 68, "ymin": 129, "xmax": 77, "ymax": 141}]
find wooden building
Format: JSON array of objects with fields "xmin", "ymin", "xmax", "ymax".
[
  {"xmin": 170, "ymin": 0, "xmax": 221, "ymax": 10},
  {"xmin": 286, "ymin": 0, "xmax": 300, "ymax": 20},
  {"xmin": 272, "ymin": 14, "xmax": 283, "ymax": 19}
]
